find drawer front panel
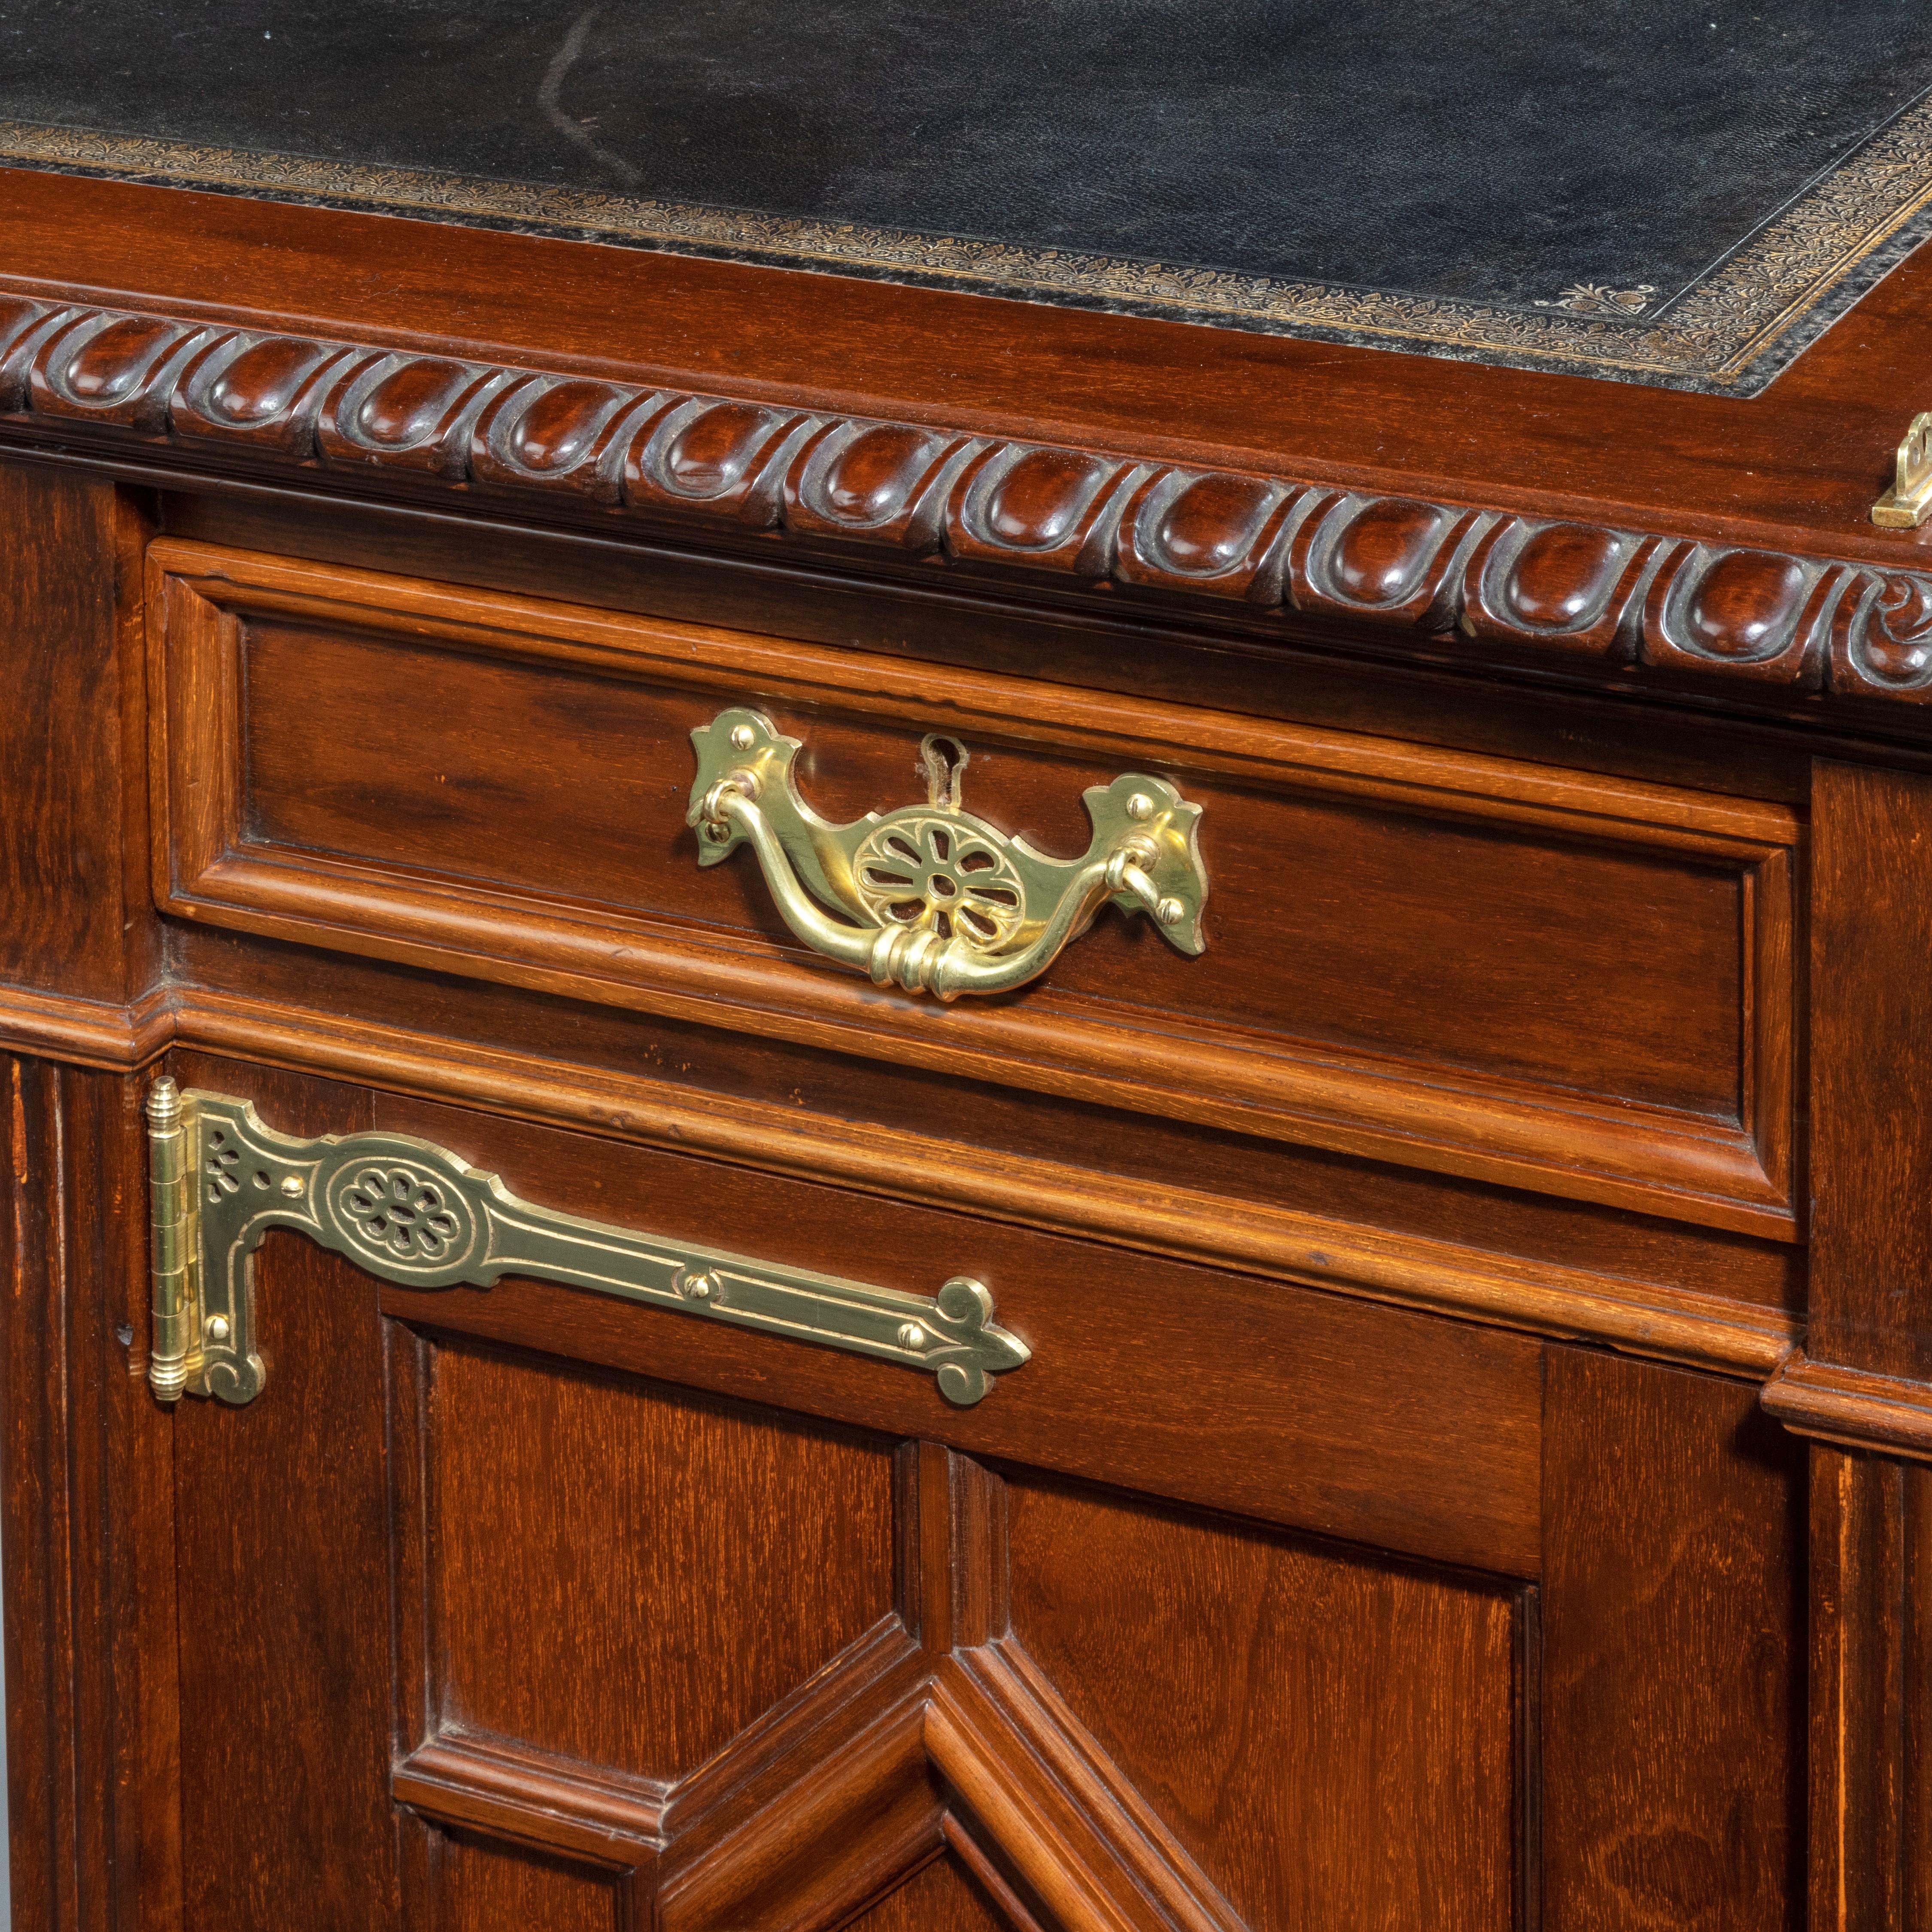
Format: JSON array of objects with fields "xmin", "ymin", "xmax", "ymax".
[
  {"xmin": 241, "ymin": 618, "xmax": 1738, "ymax": 1115},
  {"xmin": 149, "ymin": 541, "xmax": 1798, "ymax": 1233}
]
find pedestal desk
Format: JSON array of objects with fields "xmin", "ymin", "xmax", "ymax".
[{"xmin": 4, "ymin": 16, "xmax": 1932, "ymax": 1926}]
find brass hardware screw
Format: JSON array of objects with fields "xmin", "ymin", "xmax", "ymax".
[
  {"xmin": 898, "ymin": 1322, "xmax": 927, "ymax": 1350},
  {"xmin": 280, "ymin": 1175, "xmax": 305, "ymax": 1197},
  {"xmin": 684, "ymin": 1272, "xmax": 717, "ymax": 1301},
  {"xmin": 729, "ymin": 723, "xmax": 756, "ymax": 751},
  {"xmin": 1126, "ymin": 793, "xmax": 1154, "ymax": 821},
  {"xmin": 1157, "ymin": 898, "xmax": 1186, "ymax": 925},
  {"xmin": 206, "ymin": 1315, "xmax": 231, "ymax": 1344}
]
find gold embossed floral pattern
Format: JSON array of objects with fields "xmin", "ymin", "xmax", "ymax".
[{"xmin": 6, "ymin": 85, "xmax": 1932, "ymax": 392}]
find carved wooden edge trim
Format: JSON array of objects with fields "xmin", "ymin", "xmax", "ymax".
[
  {"xmin": 949, "ymin": 1643, "xmax": 1244, "ymax": 1932},
  {"xmin": 924, "ymin": 1653, "xmax": 1237, "ymax": 1932},
  {"xmin": 1763, "ymin": 1350, "xmax": 1932, "ymax": 1462},
  {"xmin": 5, "ymin": 291, "xmax": 1932, "ymax": 718},
  {"xmin": 394, "ymin": 1617, "xmax": 943, "ymax": 1921},
  {"xmin": 394, "ymin": 1732, "xmax": 665, "ymax": 1869},
  {"xmin": 0, "ymin": 981, "xmax": 169, "ymax": 1066},
  {"xmin": 662, "ymin": 1694, "xmax": 940, "ymax": 1932},
  {"xmin": 942, "ymin": 1814, "xmax": 1056, "ymax": 1932},
  {"xmin": 656, "ymin": 1619, "xmax": 929, "ymax": 1869},
  {"xmin": 0, "ymin": 979, "xmax": 1797, "ymax": 1379},
  {"xmin": 398, "ymin": 1654, "xmax": 942, "ymax": 1929}
]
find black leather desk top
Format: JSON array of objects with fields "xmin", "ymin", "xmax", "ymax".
[{"xmin": 4, "ymin": 1, "xmax": 1932, "ymax": 393}]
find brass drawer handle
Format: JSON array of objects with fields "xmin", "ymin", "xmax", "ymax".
[
  {"xmin": 146, "ymin": 1081, "xmax": 1029, "ymax": 1410},
  {"xmin": 687, "ymin": 708, "xmax": 1208, "ymax": 1000}
]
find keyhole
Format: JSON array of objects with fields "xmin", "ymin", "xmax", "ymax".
[{"xmin": 917, "ymin": 734, "xmax": 969, "ymax": 809}]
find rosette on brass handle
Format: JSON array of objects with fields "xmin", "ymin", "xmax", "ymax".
[{"xmin": 687, "ymin": 708, "xmax": 1209, "ymax": 1001}]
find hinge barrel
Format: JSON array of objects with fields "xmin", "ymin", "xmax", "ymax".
[{"xmin": 146, "ymin": 1077, "xmax": 199, "ymax": 1402}]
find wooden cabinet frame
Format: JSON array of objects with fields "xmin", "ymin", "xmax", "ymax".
[{"xmin": 3, "ymin": 166, "xmax": 1932, "ymax": 1929}]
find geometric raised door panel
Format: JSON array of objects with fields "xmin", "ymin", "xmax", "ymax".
[
  {"xmin": 118, "ymin": 1063, "xmax": 1803, "ymax": 1932},
  {"xmin": 0, "ymin": 1038, "xmax": 1810, "ymax": 1932},
  {"xmin": 431, "ymin": 1344, "xmax": 897, "ymax": 1780},
  {"xmin": 397, "ymin": 1418, "xmax": 1534, "ymax": 1932},
  {"xmin": 399, "ymin": 1381, "xmax": 1536, "ymax": 1932},
  {"xmin": 1005, "ymin": 1477, "xmax": 1521, "ymax": 1931}
]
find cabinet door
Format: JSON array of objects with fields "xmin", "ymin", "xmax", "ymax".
[{"xmin": 94, "ymin": 1055, "xmax": 1802, "ymax": 1931}]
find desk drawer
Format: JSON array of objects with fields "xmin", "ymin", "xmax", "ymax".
[{"xmin": 147, "ymin": 539, "xmax": 1798, "ymax": 1235}]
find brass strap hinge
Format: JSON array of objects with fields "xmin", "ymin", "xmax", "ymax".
[{"xmin": 144, "ymin": 1079, "xmax": 1028, "ymax": 1409}]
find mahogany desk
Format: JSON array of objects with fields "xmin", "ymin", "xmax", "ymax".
[{"xmin": 2, "ymin": 20, "xmax": 1932, "ymax": 1926}]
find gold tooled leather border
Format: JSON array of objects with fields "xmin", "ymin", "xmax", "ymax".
[{"xmin": 5, "ymin": 88, "xmax": 1932, "ymax": 394}]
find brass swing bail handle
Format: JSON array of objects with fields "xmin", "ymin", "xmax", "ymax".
[{"xmin": 686, "ymin": 708, "xmax": 1209, "ymax": 1002}]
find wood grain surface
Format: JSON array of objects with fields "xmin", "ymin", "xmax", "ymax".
[
  {"xmin": 0, "ymin": 1060, "xmax": 172, "ymax": 1932},
  {"xmin": 1542, "ymin": 1348, "xmax": 1805, "ymax": 1930},
  {"xmin": 1807, "ymin": 1448, "xmax": 1932, "ymax": 1932},
  {"xmin": 0, "ymin": 466, "xmax": 155, "ymax": 1010},
  {"xmin": 431, "ymin": 1831, "xmax": 621, "ymax": 1932},
  {"xmin": 844, "ymin": 1854, "xmax": 1009, "ymax": 1932},
  {"xmin": 1812, "ymin": 759, "xmax": 1932, "ymax": 1385},
  {"xmin": 146, "ymin": 539, "xmax": 1799, "ymax": 1235},
  {"xmin": 1004, "ymin": 1474, "xmax": 1520, "ymax": 1930},
  {"xmin": 369, "ymin": 1092, "xmax": 1545, "ymax": 1577},
  {"xmin": 430, "ymin": 1343, "xmax": 896, "ymax": 1780},
  {"xmin": 167, "ymin": 1055, "xmax": 389, "ymax": 1932}
]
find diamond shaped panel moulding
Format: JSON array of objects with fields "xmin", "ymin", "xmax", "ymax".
[{"xmin": 390, "ymin": 1444, "xmax": 1246, "ymax": 1932}]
